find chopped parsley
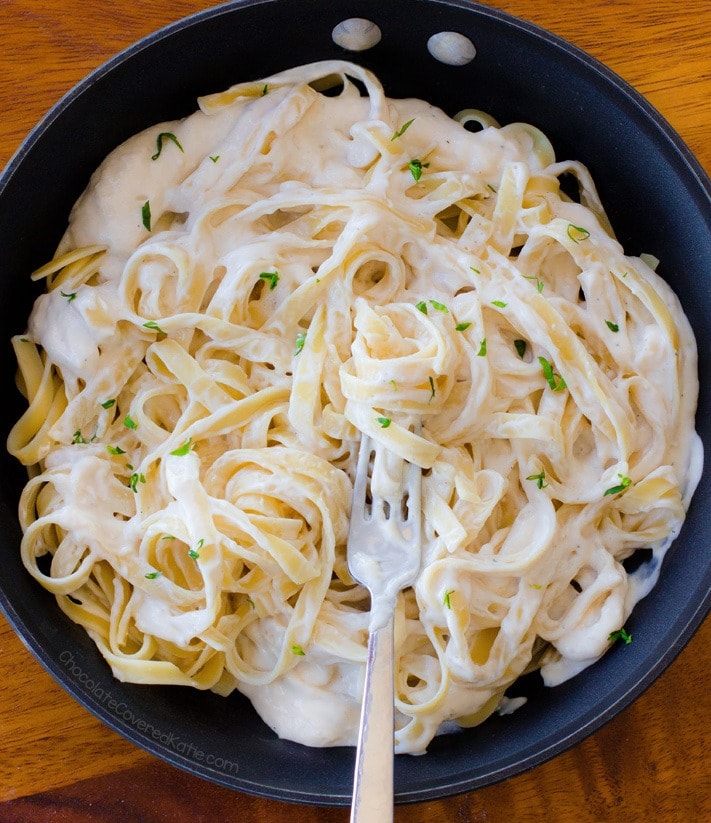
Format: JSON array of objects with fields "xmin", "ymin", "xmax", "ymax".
[
  {"xmin": 188, "ymin": 539, "xmax": 204, "ymax": 560},
  {"xmin": 430, "ymin": 299, "xmax": 448, "ymax": 313},
  {"xmin": 151, "ymin": 132, "xmax": 184, "ymax": 161},
  {"xmin": 377, "ymin": 416, "xmax": 392, "ymax": 428},
  {"xmin": 526, "ymin": 470, "xmax": 548, "ymax": 489},
  {"xmin": 61, "ymin": 290, "xmax": 77, "ymax": 303},
  {"xmin": 294, "ymin": 331, "xmax": 307, "ymax": 355},
  {"xmin": 491, "ymin": 300, "xmax": 507, "ymax": 308},
  {"xmin": 261, "ymin": 83, "xmax": 269, "ymax": 96},
  {"xmin": 209, "ymin": 155, "xmax": 220, "ymax": 163},
  {"xmin": 141, "ymin": 200, "xmax": 151, "ymax": 232},
  {"xmin": 106, "ymin": 445, "xmax": 126, "ymax": 456},
  {"xmin": 408, "ymin": 158, "xmax": 429, "ymax": 181},
  {"xmin": 428, "ymin": 376, "xmax": 436, "ymax": 398},
  {"xmin": 170, "ymin": 438, "xmax": 193, "ymax": 456},
  {"xmin": 455, "ymin": 321, "xmax": 472, "ymax": 332},
  {"xmin": 477, "ymin": 339, "xmax": 487, "ymax": 356},
  {"xmin": 416, "ymin": 301, "xmax": 428, "ymax": 314},
  {"xmin": 143, "ymin": 320, "xmax": 165, "ymax": 334},
  {"xmin": 291, "ymin": 644, "xmax": 306, "ymax": 656},
  {"xmin": 144, "ymin": 571, "xmax": 162, "ymax": 580},
  {"xmin": 129, "ymin": 472, "xmax": 146, "ymax": 492},
  {"xmin": 391, "ymin": 118, "xmax": 415, "ymax": 140},
  {"xmin": 605, "ymin": 319, "xmax": 620, "ymax": 333},
  {"xmin": 608, "ymin": 627, "xmax": 632, "ymax": 645},
  {"xmin": 258, "ymin": 270, "xmax": 279, "ymax": 290},
  {"xmin": 523, "ymin": 274, "xmax": 544, "ymax": 293},
  {"xmin": 604, "ymin": 474, "xmax": 632, "ymax": 496},
  {"xmin": 443, "ymin": 589, "xmax": 454, "ymax": 609},
  {"xmin": 100, "ymin": 399, "xmax": 116, "ymax": 409},
  {"xmin": 124, "ymin": 414, "xmax": 138, "ymax": 430},
  {"xmin": 538, "ymin": 356, "xmax": 567, "ymax": 391},
  {"xmin": 72, "ymin": 430, "xmax": 86, "ymax": 444},
  {"xmin": 567, "ymin": 223, "xmax": 590, "ymax": 243}
]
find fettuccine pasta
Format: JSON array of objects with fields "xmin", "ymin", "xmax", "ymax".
[{"xmin": 8, "ymin": 61, "xmax": 701, "ymax": 753}]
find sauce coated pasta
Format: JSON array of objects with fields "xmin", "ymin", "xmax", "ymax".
[{"xmin": 8, "ymin": 61, "xmax": 701, "ymax": 753}]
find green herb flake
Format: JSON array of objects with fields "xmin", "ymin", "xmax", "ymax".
[
  {"xmin": 209, "ymin": 155, "xmax": 220, "ymax": 163},
  {"xmin": 143, "ymin": 320, "xmax": 165, "ymax": 334},
  {"xmin": 567, "ymin": 223, "xmax": 590, "ymax": 243},
  {"xmin": 129, "ymin": 472, "xmax": 146, "ymax": 493},
  {"xmin": 455, "ymin": 321, "xmax": 472, "ymax": 332},
  {"xmin": 526, "ymin": 469, "xmax": 548, "ymax": 489},
  {"xmin": 170, "ymin": 438, "xmax": 193, "ymax": 456},
  {"xmin": 141, "ymin": 200, "xmax": 152, "ymax": 232},
  {"xmin": 477, "ymin": 339, "xmax": 487, "ymax": 357},
  {"xmin": 188, "ymin": 539, "xmax": 204, "ymax": 559},
  {"xmin": 291, "ymin": 644, "xmax": 306, "ymax": 656},
  {"xmin": 262, "ymin": 83, "xmax": 269, "ymax": 96},
  {"xmin": 470, "ymin": 266, "xmax": 481, "ymax": 275},
  {"xmin": 389, "ymin": 379, "xmax": 398, "ymax": 391},
  {"xmin": 106, "ymin": 445, "xmax": 126, "ymax": 456},
  {"xmin": 514, "ymin": 339, "xmax": 527, "ymax": 358},
  {"xmin": 603, "ymin": 474, "xmax": 632, "ymax": 496},
  {"xmin": 523, "ymin": 274, "xmax": 544, "ymax": 293},
  {"xmin": 61, "ymin": 290, "xmax": 77, "ymax": 303},
  {"xmin": 443, "ymin": 589, "xmax": 454, "ymax": 609},
  {"xmin": 415, "ymin": 301, "xmax": 428, "ymax": 314},
  {"xmin": 605, "ymin": 319, "xmax": 620, "ymax": 333},
  {"xmin": 294, "ymin": 331, "xmax": 307, "ymax": 356},
  {"xmin": 258, "ymin": 270, "xmax": 279, "ymax": 290},
  {"xmin": 491, "ymin": 300, "xmax": 507, "ymax": 308},
  {"xmin": 391, "ymin": 118, "xmax": 415, "ymax": 140},
  {"xmin": 538, "ymin": 356, "xmax": 567, "ymax": 391},
  {"xmin": 377, "ymin": 416, "xmax": 392, "ymax": 428},
  {"xmin": 144, "ymin": 571, "xmax": 162, "ymax": 579},
  {"xmin": 100, "ymin": 399, "xmax": 116, "ymax": 409},
  {"xmin": 430, "ymin": 300, "xmax": 448, "ymax": 313},
  {"xmin": 429, "ymin": 376, "xmax": 436, "ymax": 399},
  {"xmin": 72, "ymin": 430, "xmax": 86, "ymax": 444},
  {"xmin": 151, "ymin": 131, "xmax": 184, "ymax": 161},
  {"xmin": 408, "ymin": 158, "xmax": 429, "ymax": 182},
  {"xmin": 608, "ymin": 627, "xmax": 632, "ymax": 645},
  {"xmin": 124, "ymin": 414, "xmax": 138, "ymax": 430}
]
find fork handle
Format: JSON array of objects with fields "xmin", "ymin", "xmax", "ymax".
[{"xmin": 350, "ymin": 613, "xmax": 395, "ymax": 823}]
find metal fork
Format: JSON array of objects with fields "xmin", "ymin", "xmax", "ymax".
[{"xmin": 347, "ymin": 432, "xmax": 422, "ymax": 823}]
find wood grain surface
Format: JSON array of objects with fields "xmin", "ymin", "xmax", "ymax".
[{"xmin": 0, "ymin": 1, "xmax": 709, "ymax": 820}]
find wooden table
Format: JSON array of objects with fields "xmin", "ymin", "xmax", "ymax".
[{"xmin": 0, "ymin": 1, "xmax": 708, "ymax": 820}]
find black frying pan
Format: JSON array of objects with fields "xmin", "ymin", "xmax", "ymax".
[{"xmin": 0, "ymin": 0, "xmax": 708, "ymax": 805}]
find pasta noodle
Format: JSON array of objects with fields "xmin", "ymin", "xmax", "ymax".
[{"xmin": 8, "ymin": 61, "xmax": 702, "ymax": 753}]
